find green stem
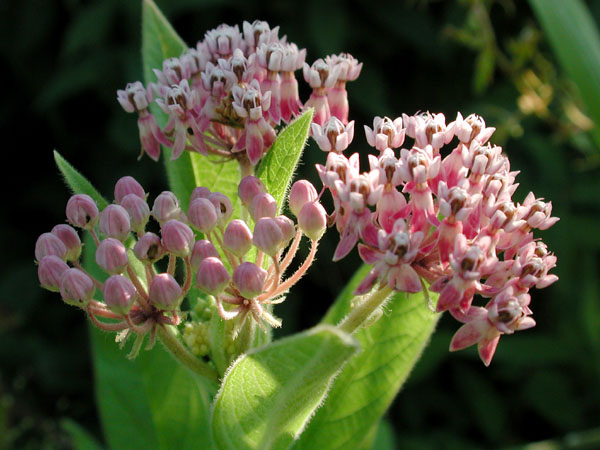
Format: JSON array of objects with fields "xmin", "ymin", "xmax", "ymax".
[
  {"xmin": 338, "ymin": 285, "xmax": 394, "ymax": 334},
  {"xmin": 238, "ymin": 156, "xmax": 254, "ymax": 179},
  {"xmin": 157, "ymin": 324, "xmax": 219, "ymax": 384}
]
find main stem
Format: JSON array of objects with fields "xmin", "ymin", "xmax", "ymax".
[
  {"xmin": 157, "ymin": 324, "xmax": 219, "ymax": 384},
  {"xmin": 338, "ymin": 285, "xmax": 394, "ymax": 334}
]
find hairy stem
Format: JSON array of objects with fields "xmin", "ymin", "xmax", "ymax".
[
  {"xmin": 157, "ymin": 324, "xmax": 219, "ymax": 384},
  {"xmin": 338, "ymin": 285, "xmax": 394, "ymax": 334}
]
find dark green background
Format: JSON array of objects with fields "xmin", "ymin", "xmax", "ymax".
[{"xmin": 2, "ymin": 0, "xmax": 599, "ymax": 448}]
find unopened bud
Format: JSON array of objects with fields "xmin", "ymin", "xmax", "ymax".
[
  {"xmin": 253, "ymin": 217, "xmax": 284, "ymax": 256},
  {"xmin": 51, "ymin": 224, "xmax": 82, "ymax": 261},
  {"xmin": 233, "ymin": 262, "xmax": 266, "ymax": 298},
  {"xmin": 99, "ymin": 204, "xmax": 131, "ymax": 241},
  {"xmin": 298, "ymin": 202, "xmax": 327, "ymax": 240},
  {"xmin": 161, "ymin": 220, "xmax": 195, "ymax": 257},
  {"xmin": 190, "ymin": 186, "xmax": 211, "ymax": 203},
  {"xmin": 188, "ymin": 198, "xmax": 218, "ymax": 233},
  {"xmin": 133, "ymin": 232, "xmax": 165, "ymax": 264},
  {"xmin": 103, "ymin": 275, "xmax": 137, "ymax": 315},
  {"xmin": 223, "ymin": 219, "xmax": 253, "ymax": 257},
  {"xmin": 208, "ymin": 192, "xmax": 233, "ymax": 226},
  {"xmin": 152, "ymin": 191, "xmax": 182, "ymax": 224},
  {"xmin": 274, "ymin": 215, "xmax": 296, "ymax": 243},
  {"xmin": 149, "ymin": 273, "xmax": 182, "ymax": 310},
  {"xmin": 238, "ymin": 176, "xmax": 266, "ymax": 206},
  {"xmin": 60, "ymin": 268, "xmax": 95, "ymax": 307},
  {"xmin": 289, "ymin": 180, "xmax": 318, "ymax": 217},
  {"xmin": 35, "ymin": 232, "xmax": 67, "ymax": 262},
  {"xmin": 66, "ymin": 194, "xmax": 99, "ymax": 230},
  {"xmin": 96, "ymin": 238, "xmax": 129, "ymax": 274},
  {"xmin": 197, "ymin": 256, "xmax": 230, "ymax": 295},
  {"xmin": 119, "ymin": 194, "xmax": 150, "ymax": 235},
  {"xmin": 38, "ymin": 255, "xmax": 69, "ymax": 292},
  {"xmin": 249, "ymin": 192, "xmax": 277, "ymax": 220},
  {"xmin": 114, "ymin": 176, "xmax": 146, "ymax": 203},
  {"xmin": 190, "ymin": 240, "xmax": 219, "ymax": 268}
]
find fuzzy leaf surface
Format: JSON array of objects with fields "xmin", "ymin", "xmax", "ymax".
[
  {"xmin": 54, "ymin": 150, "xmax": 108, "ymax": 209},
  {"xmin": 211, "ymin": 325, "xmax": 359, "ymax": 450},
  {"xmin": 141, "ymin": 0, "xmax": 241, "ymax": 211},
  {"xmin": 83, "ymin": 233, "xmax": 216, "ymax": 450},
  {"xmin": 293, "ymin": 265, "xmax": 440, "ymax": 450},
  {"xmin": 256, "ymin": 109, "xmax": 313, "ymax": 213},
  {"xmin": 55, "ymin": 152, "xmax": 217, "ymax": 449}
]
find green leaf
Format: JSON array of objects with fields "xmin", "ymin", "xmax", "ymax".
[
  {"xmin": 141, "ymin": 0, "xmax": 196, "ymax": 204},
  {"xmin": 293, "ymin": 265, "xmax": 440, "ymax": 450},
  {"xmin": 54, "ymin": 150, "xmax": 109, "ymax": 209},
  {"xmin": 83, "ymin": 234, "xmax": 217, "ymax": 450},
  {"xmin": 211, "ymin": 325, "xmax": 359, "ymax": 450},
  {"xmin": 473, "ymin": 46, "xmax": 495, "ymax": 95},
  {"xmin": 141, "ymin": 0, "xmax": 241, "ymax": 210},
  {"xmin": 256, "ymin": 109, "xmax": 313, "ymax": 213},
  {"xmin": 61, "ymin": 418, "xmax": 104, "ymax": 450},
  {"xmin": 529, "ymin": 0, "xmax": 600, "ymax": 151}
]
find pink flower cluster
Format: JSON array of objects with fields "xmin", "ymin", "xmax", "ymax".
[
  {"xmin": 117, "ymin": 21, "xmax": 361, "ymax": 165},
  {"xmin": 314, "ymin": 112, "xmax": 559, "ymax": 365},
  {"xmin": 35, "ymin": 175, "xmax": 327, "ymax": 353}
]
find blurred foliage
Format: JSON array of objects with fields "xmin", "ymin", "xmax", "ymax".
[{"xmin": 1, "ymin": 0, "xmax": 599, "ymax": 448}]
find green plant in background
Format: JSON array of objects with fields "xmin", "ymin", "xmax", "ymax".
[{"xmin": 30, "ymin": 1, "xmax": 568, "ymax": 449}]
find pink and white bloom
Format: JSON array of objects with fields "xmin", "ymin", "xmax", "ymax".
[
  {"xmin": 364, "ymin": 116, "xmax": 405, "ymax": 152},
  {"xmin": 311, "ymin": 117, "xmax": 355, "ymax": 153},
  {"xmin": 232, "ymin": 80, "xmax": 276, "ymax": 165}
]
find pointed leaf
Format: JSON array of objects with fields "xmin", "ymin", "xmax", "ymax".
[
  {"xmin": 141, "ymin": 0, "xmax": 241, "ymax": 211},
  {"xmin": 256, "ymin": 109, "xmax": 313, "ymax": 213},
  {"xmin": 293, "ymin": 265, "xmax": 440, "ymax": 450},
  {"xmin": 83, "ymin": 235, "xmax": 216, "ymax": 450},
  {"xmin": 211, "ymin": 325, "xmax": 359, "ymax": 450},
  {"xmin": 54, "ymin": 150, "xmax": 108, "ymax": 209},
  {"xmin": 61, "ymin": 419, "xmax": 104, "ymax": 450},
  {"xmin": 529, "ymin": 0, "xmax": 600, "ymax": 151}
]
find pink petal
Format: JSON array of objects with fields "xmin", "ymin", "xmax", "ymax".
[
  {"xmin": 450, "ymin": 322, "xmax": 484, "ymax": 351},
  {"xmin": 478, "ymin": 335, "xmax": 501, "ymax": 367}
]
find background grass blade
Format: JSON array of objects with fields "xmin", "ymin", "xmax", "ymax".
[{"xmin": 529, "ymin": 0, "xmax": 600, "ymax": 151}]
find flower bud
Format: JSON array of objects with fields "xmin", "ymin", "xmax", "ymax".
[
  {"xmin": 35, "ymin": 232, "xmax": 67, "ymax": 262},
  {"xmin": 99, "ymin": 204, "xmax": 131, "ymax": 241},
  {"xmin": 66, "ymin": 194, "xmax": 99, "ymax": 230},
  {"xmin": 253, "ymin": 217, "xmax": 284, "ymax": 256},
  {"xmin": 38, "ymin": 255, "xmax": 69, "ymax": 292},
  {"xmin": 289, "ymin": 180, "xmax": 318, "ymax": 217},
  {"xmin": 119, "ymin": 194, "xmax": 150, "ymax": 234},
  {"xmin": 51, "ymin": 224, "xmax": 82, "ymax": 261},
  {"xmin": 238, "ymin": 176, "xmax": 266, "ymax": 206},
  {"xmin": 149, "ymin": 273, "xmax": 182, "ymax": 310},
  {"xmin": 233, "ymin": 262, "xmax": 267, "ymax": 298},
  {"xmin": 298, "ymin": 202, "xmax": 327, "ymax": 240},
  {"xmin": 60, "ymin": 268, "xmax": 95, "ymax": 307},
  {"xmin": 208, "ymin": 192, "xmax": 233, "ymax": 226},
  {"xmin": 133, "ymin": 232, "xmax": 165, "ymax": 264},
  {"xmin": 249, "ymin": 192, "xmax": 277, "ymax": 220},
  {"xmin": 114, "ymin": 176, "xmax": 146, "ymax": 203},
  {"xmin": 152, "ymin": 191, "xmax": 182, "ymax": 224},
  {"xmin": 190, "ymin": 240, "xmax": 219, "ymax": 268},
  {"xmin": 103, "ymin": 275, "xmax": 137, "ymax": 314},
  {"xmin": 161, "ymin": 220, "xmax": 195, "ymax": 257},
  {"xmin": 95, "ymin": 238, "xmax": 128, "ymax": 274},
  {"xmin": 196, "ymin": 256, "xmax": 230, "ymax": 295},
  {"xmin": 274, "ymin": 215, "xmax": 296, "ymax": 243},
  {"xmin": 223, "ymin": 219, "xmax": 253, "ymax": 257},
  {"xmin": 190, "ymin": 186, "xmax": 211, "ymax": 203},
  {"xmin": 188, "ymin": 198, "xmax": 218, "ymax": 233}
]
